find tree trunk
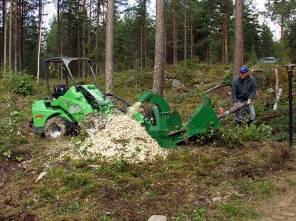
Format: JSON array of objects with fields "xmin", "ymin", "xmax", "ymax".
[
  {"xmin": 82, "ymin": 0, "xmax": 87, "ymax": 79},
  {"xmin": 20, "ymin": 0, "xmax": 24, "ymax": 70},
  {"xmin": 152, "ymin": 0, "xmax": 165, "ymax": 96},
  {"xmin": 37, "ymin": 0, "xmax": 43, "ymax": 84},
  {"xmin": 172, "ymin": 0, "xmax": 177, "ymax": 65},
  {"xmin": 280, "ymin": 0, "xmax": 285, "ymax": 58},
  {"xmin": 88, "ymin": 0, "xmax": 92, "ymax": 75},
  {"xmin": 140, "ymin": 0, "xmax": 147, "ymax": 70},
  {"xmin": 139, "ymin": 0, "xmax": 147, "ymax": 71},
  {"xmin": 3, "ymin": 0, "xmax": 7, "ymax": 72},
  {"xmin": 57, "ymin": 0, "xmax": 62, "ymax": 80},
  {"xmin": 164, "ymin": 11, "xmax": 167, "ymax": 64},
  {"xmin": 57, "ymin": 0, "xmax": 61, "ymax": 57},
  {"xmin": 209, "ymin": 29, "xmax": 212, "ymax": 63},
  {"xmin": 0, "ymin": 0, "xmax": 5, "ymax": 64},
  {"xmin": 77, "ymin": 1, "xmax": 81, "ymax": 77},
  {"xmin": 190, "ymin": 0, "xmax": 193, "ymax": 59},
  {"xmin": 233, "ymin": 0, "xmax": 243, "ymax": 76},
  {"xmin": 102, "ymin": 0, "xmax": 106, "ymax": 72},
  {"xmin": 14, "ymin": 0, "xmax": 18, "ymax": 72},
  {"xmin": 183, "ymin": 5, "xmax": 187, "ymax": 61},
  {"xmin": 95, "ymin": 0, "xmax": 101, "ymax": 75},
  {"xmin": 8, "ymin": 0, "xmax": 13, "ymax": 71},
  {"xmin": 223, "ymin": 12, "xmax": 229, "ymax": 64},
  {"xmin": 143, "ymin": 0, "xmax": 147, "ymax": 67},
  {"xmin": 67, "ymin": 4, "xmax": 72, "ymax": 56},
  {"xmin": 140, "ymin": 8, "xmax": 143, "ymax": 71},
  {"xmin": 105, "ymin": 0, "xmax": 114, "ymax": 93},
  {"xmin": 18, "ymin": 0, "xmax": 22, "ymax": 70}
]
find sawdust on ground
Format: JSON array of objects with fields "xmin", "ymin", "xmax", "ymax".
[{"xmin": 62, "ymin": 114, "xmax": 167, "ymax": 163}]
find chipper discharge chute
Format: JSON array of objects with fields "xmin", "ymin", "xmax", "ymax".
[{"xmin": 132, "ymin": 92, "xmax": 221, "ymax": 148}]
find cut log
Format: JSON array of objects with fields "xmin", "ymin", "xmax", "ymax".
[
  {"xmin": 205, "ymin": 83, "xmax": 224, "ymax": 93},
  {"xmin": 218, "ymin": 101, "xmax": 248, "ymax": 119}
]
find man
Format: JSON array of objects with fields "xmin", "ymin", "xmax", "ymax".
[{"xmin": 231, "ymin": 65, "xmax": 256, "ymax": 125}]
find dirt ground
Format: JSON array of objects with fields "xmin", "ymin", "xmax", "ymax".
[
  {"xmin": 0, "ymin": 64, "xmax": 295, "ymax": 220},
  {"xmin": 0, "ymin": 145, "xmax": 296, "ymax": 221},
  {"xmin": 259, "ymin": 173, "xmax": 296, "ymax": 221}
]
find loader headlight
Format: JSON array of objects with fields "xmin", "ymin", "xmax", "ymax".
[{"xmin": 69, "ymin": 104, "xmax": 82, "ymax": 114}]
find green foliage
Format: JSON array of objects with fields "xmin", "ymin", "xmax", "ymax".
[
  {"xmin": 177, "ymin": 210, "xmax": 189, "ymax": 221},
  {"xmin": 220, "ymin": 202, "xmax": 259, "ymax": 220},
  {"xmin": 235, "ymin": 178, "xmax": 274, "ymax": 198},
  {"xmin": 37, "ymin": 187, "xmax": 56, "ymax": 202},
  {"xmin": 99, "ymin": 216, "xmax": 113, "ymax": 221},
  {"xmin": 254, "ymin": 67, "xmax": 274, "ymax": 88},
  {"xmin": 6, "ymin": 72, "xmax": 36, "ymax": 96},
  {"xmin": 253, "ymin": 179, "xmax": 274, "ymax": 196},
  {"xmin": 0, "ymin": 108, "xmax": 20, "ymax": 159},
  {"xmin": 192, "ymin": 208, "xmax": 207, "ymax": 221},
  {"xmin": 260, "ymin": 24, "xmax": 275, "ymax": 57},
  {"xmin": 57, "ymin": 200, "xmax": 82, "ymax": 214},
  {"xmin": 62, "ymin": 172, "xmax": 94, "ymax": 190},
  {"xmin": 222, "ymin": 70, "xmax": 233, "ymax": 86},
  {"xmin": 217, "ymin": 124, "xmax": 272, "ymax": 147},
  {"xmin": 248, "ymin": 45, "xmax": 258, "ymax": 64}
]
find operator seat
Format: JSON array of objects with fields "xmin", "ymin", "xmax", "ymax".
[{"xmin": 52, "ymin": 84, "xmax": 68, "ymax": 98}]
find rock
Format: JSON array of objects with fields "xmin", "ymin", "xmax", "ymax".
[
  {"xmin": 211, "ymin": 196, "xmax": 222, "ymax": 202},
  {"xmin": 148, "ymin": 215, "xmax": 167, "ymax": 221},
  {"xmin": 172, "ymin": 79, "xmax": 186, "ymax": 90}
]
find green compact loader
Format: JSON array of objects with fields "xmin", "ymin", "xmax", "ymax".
[
  {"xmin": 32, "ymin": 57, "xmax": 220, "ymax": 147},
  {"xmin": 31, "ymin": 57, "xmax": 123, "ymax": 138}
]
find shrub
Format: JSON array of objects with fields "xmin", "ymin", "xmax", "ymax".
[
  {"xmin": 217, "ymin": 124, "xmax": 272, "ymax": 147},
  {"xmin": 6, "ymin": 72, "xmax": 36, "ymax": 96},
  {"xmin": 222, "ymin": 70, "xmax": 233, "ymax": 86}
]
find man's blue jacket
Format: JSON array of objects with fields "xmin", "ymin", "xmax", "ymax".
[{"xmin": 231, "ymin": 76, "xmax": 256, "ymax": 102}]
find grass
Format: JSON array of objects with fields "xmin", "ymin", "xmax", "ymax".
[
  {"xmin": 220, "ymin": 202, "xmax": 260, "ymax": 220},
  {"xmin": 0, "ymin": 63, "xmax": 295, "ymax": 220},
  {"xmin": 232, "ymin": 178, "xmax": 274, "ymax": 200},
  {"xmin": 30, "ymin": 146, "xmax": 291, "ymax": 219}
]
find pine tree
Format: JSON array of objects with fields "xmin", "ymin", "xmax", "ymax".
[
  {"xmin": 153, "ymin": 0, "xmax": 165, "ymax": 96},
  {"xmin": 234, "ymin": 0, "xmax": 243, "ymax": 76},
  {"xmin": 105, "ymin": 0, "xmax": 114, "ymax": 93}
]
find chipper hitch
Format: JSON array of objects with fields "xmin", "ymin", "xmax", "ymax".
[{"xmin": 133, "ymin": 92, "xmax": 221, "ymax": 148}]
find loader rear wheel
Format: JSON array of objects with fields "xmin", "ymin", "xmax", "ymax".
[{"xmin": 44, "ymin": 117, "xmax": 69, "ymax": 139}]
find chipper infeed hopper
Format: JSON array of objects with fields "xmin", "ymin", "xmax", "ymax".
[{"xmin": 132, "ymin": 92, "xmax": 221, "ymax": 148}]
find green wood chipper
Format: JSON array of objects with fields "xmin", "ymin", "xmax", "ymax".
[{"xmin": 31, "ymin": 57, "xmax": 220, "ymax": 148}]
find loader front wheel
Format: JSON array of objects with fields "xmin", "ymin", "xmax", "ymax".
[{"xmin": 44, "ymin": 117, "xmax": 69, "ymax": 139}]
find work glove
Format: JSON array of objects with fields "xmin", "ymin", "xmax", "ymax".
[{"xmin": 247, "ymin": 98, "xmax": 252, "ymax": 105}]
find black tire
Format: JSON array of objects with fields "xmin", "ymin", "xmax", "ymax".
[{"xmin": 44, "ymin": 117, "xmax": 69, "ymax": 139}]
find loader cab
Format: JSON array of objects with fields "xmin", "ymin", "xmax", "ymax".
[{"xmin": 44, "ymin": 57, "xmax": 98, "ymax": 98}]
